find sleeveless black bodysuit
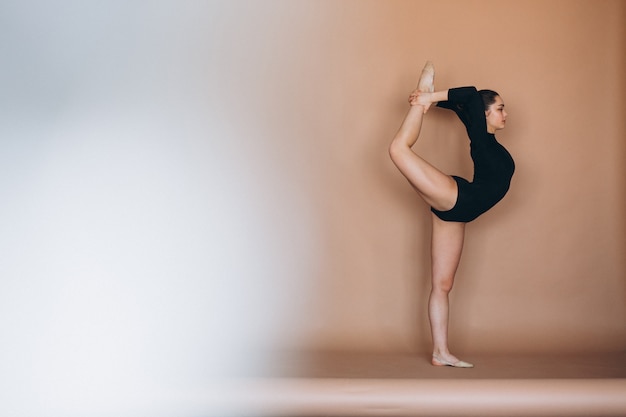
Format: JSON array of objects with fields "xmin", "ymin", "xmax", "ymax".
[{"xmin": 431, "ymin": 87, "xmax": 515, "ymax": 223}]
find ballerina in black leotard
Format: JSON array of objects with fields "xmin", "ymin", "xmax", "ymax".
[{"xmin": 389, "ymin": 62, "xmax": 514, "ymax": 368}]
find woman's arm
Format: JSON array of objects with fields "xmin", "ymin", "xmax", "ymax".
[
  {"xmin": 429, "ymin": 90, "xmax": 449, "ymax": 103},
  {"xmin": 436, "ymin": 87, "xmax": 487, "ymax": 134}
]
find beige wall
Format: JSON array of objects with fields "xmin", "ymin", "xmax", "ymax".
[{"xmin": 226, "ymin": 0, "xmax": 626, "ymax": 355}]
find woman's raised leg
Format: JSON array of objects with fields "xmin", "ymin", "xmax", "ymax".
[
  {"xmin": 389, "ymin": 61, "xmax": 457, "ymax": 211},
  {"xmin": 429, "ymin": 212, "xmax": 473, "ymax": 368}
]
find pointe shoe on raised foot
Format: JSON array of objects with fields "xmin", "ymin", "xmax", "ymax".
[
  {"xmin": 417, "ymin": 61, "xmax": 435, "ymax": 93},
  {"xmin": 432, "ymin": 354, "xmax": 474, "ymax": 368}
]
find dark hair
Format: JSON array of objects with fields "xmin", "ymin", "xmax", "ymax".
[{"xmin": 478, "ymin": 89, "xmax": 499, "ymax": 111}]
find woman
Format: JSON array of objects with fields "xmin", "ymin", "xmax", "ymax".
[{"xmin": 389, "ymin": 62, "xmax": 515, "ymax": 368}]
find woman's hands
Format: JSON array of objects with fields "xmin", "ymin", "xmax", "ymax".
[
  {"xmin": 409, "ymin": 90, "xmax": 434, "ymax": 113},
  {"xmin": 408, "ymin": 89, "xmax": 448, "ymax": 114}
]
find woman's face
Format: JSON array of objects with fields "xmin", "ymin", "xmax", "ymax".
[{"xmin": 485, "ymin": 96, "xmax": 507, "ymax": 133}]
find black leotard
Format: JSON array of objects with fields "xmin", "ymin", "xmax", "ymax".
[{"xmin": 431, "ymin": 86, "xmax": 515, "ymax": 223}]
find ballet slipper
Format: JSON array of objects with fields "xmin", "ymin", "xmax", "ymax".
[
  {"xmin": 432, "ymin": 354, "xmax": 474, "ymax": 368},
  {"xmin": 417, "ymin": 60, "xmax": 435, "ymax": 93}
]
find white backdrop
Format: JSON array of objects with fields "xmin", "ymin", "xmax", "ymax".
[{"xmin": 0, "ymin": 2, "xmax": 320, "ymax": 415}]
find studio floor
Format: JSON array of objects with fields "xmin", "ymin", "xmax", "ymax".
[
  {"xmin": 207, "ymin": 351, "xmax": 626, "ymax": 417},
  {"xmin": 269, "ymin": 350, "xmax": 626, "ymax": 380}
]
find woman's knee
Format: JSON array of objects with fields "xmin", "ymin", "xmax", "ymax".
[
  {"xmin": 432, "ymin": 277, "xmax": 454, "ymax": 294},
  {"xmin": 388, "ymin": 142, "xmax": 415, "ymax": 174},
  {"xmin": 388, "ymin": 139, "xmax": 407, "ymax": 161}
]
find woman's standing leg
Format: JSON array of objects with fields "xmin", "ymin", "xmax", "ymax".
[{"xmin": 429, "ymin": 212, "xmax": 473, "ymax": 367}]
